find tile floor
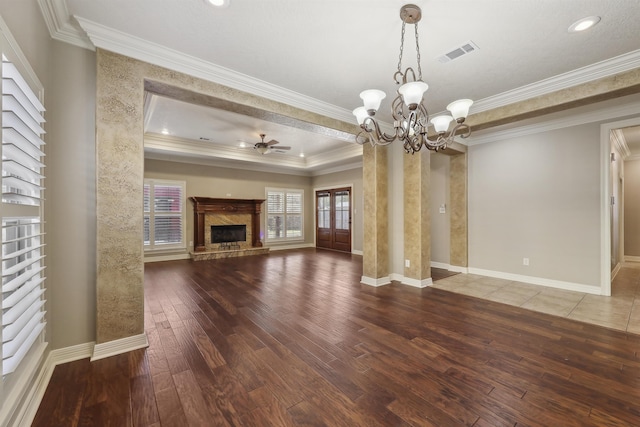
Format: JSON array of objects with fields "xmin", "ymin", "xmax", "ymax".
[{"xmin": 432, "ymin": 262, "xmax": 640, "ymax": 334}]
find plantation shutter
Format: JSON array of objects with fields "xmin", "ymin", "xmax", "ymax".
[
  {"xmin": 143, "ymin": 180, "xmax": 185, "ymax": 250},
  {"xmin": 1, "ymin": 54, "xmax": 47, "ymax": 376},
  {"xmin": 266, "ymin": 189, "xmax": 304, "ymax": 241},
  {"xmin": 285, "ymin": 191, "xmax": 302, "ymax": 238},
  {"xmin": 153, "ymin": 184, "xmax": 183, "ymax": 246}
]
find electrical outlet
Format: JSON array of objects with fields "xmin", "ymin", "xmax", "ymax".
[
  {"xmin": 405, "ymin": 259, "xmax": 410, "ymax": 268},
  {"xmin": 523, "ymin": 258, "xmax": 529, "ymax": 266}
]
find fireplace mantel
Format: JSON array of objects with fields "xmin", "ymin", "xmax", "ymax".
[{"xmin": 190, "ymin": 197, "xmax": 264, "ymax": 252}]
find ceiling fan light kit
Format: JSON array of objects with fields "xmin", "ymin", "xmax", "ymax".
[{"xmin": 353, "ymin": 4, "xmax": 473, "ymax": 153}]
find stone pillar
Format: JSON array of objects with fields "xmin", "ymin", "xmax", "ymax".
[
  {"xmin": 402, "ymin": 150, "xmax": 432, "ymax": 287},
  {"xmin": 450, "ymin": 153, "xmax": 468, "ymax": 270},
  {"xmin": 95, "ymin": 50, "xmax": 146, "ymax": 347},
  {"xmin": 361, "ymin": 143, "xmax": 390, "ymax": 286}
]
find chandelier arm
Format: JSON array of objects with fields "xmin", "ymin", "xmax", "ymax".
[
  {"xmin": 391, "ymin": 95, "xmax": 405, "ymax": 122},
  {"xmin": 414, "ymin": 103, "xmax": 430, "ymax": 132},
  {"xmin": 361, "ymin": 117, "xmax": 398, "ymax": 146},
  {"xmin": 423, "ymin": 134, "xmax": 449, "ymax": 151},
  {"xmin": 451, "ymin": 122, "xmax": 471, "ymax": 139},
  {"xmin": 355, "ymin": 131, "xmax": 371, "ymax": 146}
]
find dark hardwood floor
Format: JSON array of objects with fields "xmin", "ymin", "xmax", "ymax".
[{"xmin": 33, "ymin": 249, "xmax": 640, "ymax": 426}]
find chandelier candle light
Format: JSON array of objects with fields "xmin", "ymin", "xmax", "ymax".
[{"xmin": 353, "ymin": 4, "xmax": 473, "ymax": 153}]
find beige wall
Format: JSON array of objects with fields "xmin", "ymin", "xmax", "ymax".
[
  {"xmin": 625, "ymin": 159, "xmax": 640, "ymax": 257},
  {"xmin": 430, "ymin": 153, "xmax": 450, "ymax": 264},
  {"xmin": 468, "ymin": 124, "xmax": 602, "ymax": 287},
  {"xmin": 1, "ymin": 2, "xmax": 98, "ymax": 350},
  {"xmin": 311, "ymin": 168, "xmax": 363, "ymax": 252}
]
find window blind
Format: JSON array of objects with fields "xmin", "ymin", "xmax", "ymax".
[
  {"xmin": 143, "ymin": 180, "xmax": 185, "ymax": 250},
  {"xmin": 266, "ymin": 188, "xmax": 304, "ymax": 241},
  {"xmin": 1, "ymin": 54, "xmax": 47, "ymax": 376}
]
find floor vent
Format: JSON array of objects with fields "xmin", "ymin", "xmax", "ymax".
[{"xmin": 437, "ymin": 41, "xmax": 479, "ymax": 63}]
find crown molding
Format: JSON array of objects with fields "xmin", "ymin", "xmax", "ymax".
[
  {"xmin": 611, "ymin": 129, "xmax": 632, "ymax": 160},
  {"xmin": 144, "ymin": 149, "xmax": 313, "ymax": 177},
  {"xmin": 309, "ymin": 161, "xmax": 362, "ymax": 177},
  {"xmin": 471, "ymin": 49, "xmax": 640, "ymax": 115},
  {"xmin": 144, "ymin": 133, "xmax": 362, "ymax": 175},
  {"xmin": 37, "ymin": 0, "xmax": 93, "ymax": 49},
  {"xmin": 144, "ymin": 134, "xmax": 305, "ymax": 169},
  {"xmin": 305, "ymin": 143, "xmax": 362, "ymax": 169},
  {"xmin": 465, "ymin": 99, "xmax": 640, "ymax": 146}
]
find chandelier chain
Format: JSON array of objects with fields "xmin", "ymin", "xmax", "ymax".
[
  {"xmin": 397, "ymin": 21, "xmax": 406, "ymax": 74},
  {"xmin": 414, "ymin": 22, "xmax": 422, "ymax": 80}
]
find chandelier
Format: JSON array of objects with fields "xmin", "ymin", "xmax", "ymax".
[{"xmin": 352, "ymin": 4, "xmax": 473, "ymax": 154}]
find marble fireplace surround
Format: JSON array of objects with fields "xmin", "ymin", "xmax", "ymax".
[{"xmin": 189, "ymin": 197, "xmax": 269, "ymax": 261}]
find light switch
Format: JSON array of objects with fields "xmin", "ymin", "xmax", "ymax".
[{"xmin": 439, "ymin": 203, "xmax": 446, "ymax": 214}]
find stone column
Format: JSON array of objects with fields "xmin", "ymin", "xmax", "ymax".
[
  {"xmin": 95, "ymin": 50, "xmax": 146, "ymax": 347},
  {"xmin": 402, "ymin": 150, "xmax": 432, "ymax": 287},
  {"xmin": 450, "ymin": 153, "xmax": 468, "ymax": 270},
  {"xmin": 361, "ymin": 143, "xmax": 390, "ymax": 286}
]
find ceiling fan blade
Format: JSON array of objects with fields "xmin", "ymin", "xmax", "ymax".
[
  {"xmin": 266, "ymin": 139, "xmax": 280, "ymax": 146},
  {"xmin": 274, "ymin": 146, "xmax": 291, "ymax": 150}
]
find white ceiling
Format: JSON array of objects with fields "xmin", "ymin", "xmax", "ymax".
[{"xmin": 44, "ymin": 0, "xmax": 640, "ymax": 170}]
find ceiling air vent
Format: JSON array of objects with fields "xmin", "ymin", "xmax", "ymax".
[{"xmin": 437, "ymin": 41, "xmax": 479, "ymax": 63}]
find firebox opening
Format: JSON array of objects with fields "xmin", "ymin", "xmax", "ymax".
[{"xmin": 211, "ymin": 224, "xmax": 246, "ymax": 244}]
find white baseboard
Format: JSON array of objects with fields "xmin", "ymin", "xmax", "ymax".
[
  {"xmin": 449, "ymin": 265, "xmax": 469, "ymax": 274},
  {"xmin": 625, "ymin": 255, "xmax": 640, "ymax": 263},
  {"xmin": 144, "ymin": 253, "xmax": 191, "ymax": 263},
  {"xmin": 391, "ymin": 272, "xmax": 434, "ymax": 288},
  {"xmin": 430, "ymin": 261, "xmax": 450, "ymax": 269},
  {"xmin": 468, "ymin": 267, "xmax": 601, "ymax": 295},
  {"xmin": 352, "ymin": 249, "xmax": 363, "ymax": 256},
  {"xmin": 360, "ymin": 275, "xmax": 391, "ymax": 287},
  {"xmin": 267, "ymin": 243, "xmax": 314, "ymax": 251},
  {"xmin": 91, "ymin": 333, "xmax": 149, "ymax": 362},
  {"xmin": 402, "ymin": 277, "xmax": 433, "ymax": 288},
  {"xmin": 611, "ymin": 262, "xmax": 622, "ymax": 280}
]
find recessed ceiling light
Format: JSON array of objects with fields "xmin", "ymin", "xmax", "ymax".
[
  {"xmin": 299, "ymin": 153, "xmax": 305, "ymax": 158},
  {"xmin": 238, "ymin": 142, "xmax": 247, "ymax": 148},
  {"xmin": 161, "ymin": 129, "xmax": 169, "ymax": 135},
  {"xmin": 568, "ymin": 16, "xmax": 601, "ymax": 33},
  {"xmin": 206, "ymin": 0, "xmax": 229, "ymax": 7}
]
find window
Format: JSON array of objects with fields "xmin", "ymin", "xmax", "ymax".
[
  {"xmin": 1, "ymin": 42, "xmax": 47, "ymax": 380},
  {"xmin": 143, "ymin": 179, "xmax": 186, "ymax": 250},
  {"xmin": 144, "ymin": 179, "xmax": 186, "ymax": 250},
  {"xmin": 266, "ymin": 188, "xmax": 303, "ymax": 241}
]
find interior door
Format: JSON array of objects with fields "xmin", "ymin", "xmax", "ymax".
[{"xmin": 315, "ymin": 187, "xmax": 351, "ymax": 252}]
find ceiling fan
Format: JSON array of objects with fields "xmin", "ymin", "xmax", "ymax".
[{"xmin": 251, "ymin": 133, "xmax": 291, "ymax": 155}]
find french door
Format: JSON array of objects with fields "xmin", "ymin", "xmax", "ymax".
[{"xmin": 316, "ymin": 187, "xmax": 351, "ymax": 252}]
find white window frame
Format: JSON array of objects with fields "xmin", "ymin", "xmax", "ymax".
[
  {"xmin": 265, "ymin": 188, "xmax": 304, "ymax": 243},
  {"xmin": 143, "ymin": 179, "xmax": 186, "ymax": 251}
]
